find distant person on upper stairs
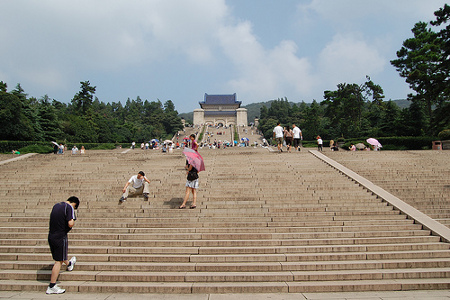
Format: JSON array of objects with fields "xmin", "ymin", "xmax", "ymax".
[
  {"xmin": 284, "ymin": 126, "xmax": 293, "ymax": 153},
  {"xmin": 292, "ymin": 124, "xmax": 302, "ymax": 152},
  {"xmin": 317, "ymin": 136, "xmax": 323, "ymax": 151},
  {"xmin": 273, "ymin": 122, "xmax": 284, "ymax": 153},
  {"xmin": 190, "ymin": 134, "xmax": 198, "ymax": 152}
]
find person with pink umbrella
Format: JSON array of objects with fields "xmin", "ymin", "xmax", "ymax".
[
  {"xmin": 366, "ymin": 138, "xmax": 382, "ymax": 151},
  {"xmin": 180, "ymin": 146, "xmax": 205, "ymax": 209}
]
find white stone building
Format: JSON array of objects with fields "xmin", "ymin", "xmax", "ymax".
[{"xmin": 193, "ymin": 93, "xmax": 248, "ymax": 126}]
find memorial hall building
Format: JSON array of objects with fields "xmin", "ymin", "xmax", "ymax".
[{"xmin": 193, "ymin": 93, "xmax": 248, "ymax": 126}]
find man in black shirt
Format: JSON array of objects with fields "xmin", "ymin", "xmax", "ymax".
[{"xmin": 46, "ymin": 196, "xmax": 80, "ymax": 294}]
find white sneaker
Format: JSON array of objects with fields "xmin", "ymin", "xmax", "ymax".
[
  {"xmin": 67, "ymin": 256, "xmax": 76, "ymax": 271},
  {"xmin": 46, "ymin": 284, "xmax": 65, "ymax": 294}
]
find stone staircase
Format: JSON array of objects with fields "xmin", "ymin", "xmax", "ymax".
[
  {"xmin": 326, "ymin": 150, "xmax": 450, "ymax": 227},
  {"xmin": 236, "ymin": 125, "xmax": 262, "ymax": 146},
  {"xmin": 0, "ymin": 148, "xmax": 449, "ymax": 293}
]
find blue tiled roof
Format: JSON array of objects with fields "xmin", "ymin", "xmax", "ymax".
[{"xmin": 199, "ymin": 93, "xmax": 242, "ymax": 105}]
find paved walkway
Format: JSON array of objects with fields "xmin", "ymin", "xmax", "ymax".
[
  {"xmin": 0, "ymin": 153, "xmax": 37, "ymax": 166},
  {"xmin": 1, "ymin": 290, "xmax": 450, "ymax": 299}
]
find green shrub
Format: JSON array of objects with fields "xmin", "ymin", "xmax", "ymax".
[
  {"xmin": 381, "ymin": 144, "xmax": 408, "ymax": 150},
  {"xmin": 197, "ymin": 125, "xmax": 206, "ymax": 142},
  {"xmin": 65, "ymin": 143, "xmax": 121, "ymax": 150},
  {"xmin": 377, "ymin": 136, "xmax": 435, "ymax": 150},
  {"xmin": 326, "ymin": 136, "xmax": 436, "ymax": 151},
  {"xmin": 234, "ymin": 126, "xmax": 239, "ymax": 142},
  {"xmin": 89, "ymin": 143, "xmax": 116, "ymax": 150},
  {"xmin": 18, "ymin": 144, "xmax": 53, "ymax": 154},
  {"xmin": 301, "ymin": 141, "xmax": 317, "ymax": 148},
  {"xmin": 0, "ymin": 141, "xmax": 58, "ymax": 153},
  {"xmin": 438, "ymin": 129, "xmax": 450, "ymax": 140}
]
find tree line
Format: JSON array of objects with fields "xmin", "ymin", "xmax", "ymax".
[
  {"xmin": 259, "ymin": 4, "xmax": 450, "ymax": 142},
  {"xmin": 0, "ymin": 80, "xmax": 183, "ymax": 143}
]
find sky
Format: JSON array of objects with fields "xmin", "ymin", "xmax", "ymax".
[{"xmin": 1, "ymin": 0, "xmax": 448, "ymax": 113}]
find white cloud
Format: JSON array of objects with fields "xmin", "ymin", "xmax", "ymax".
[
  {"xmin": 1, "ymin": 0, "xmax": 446, "ymax": 110},
  {"xmin": 17, "ymin": 67, "xmax": 68, "ymax": 92},
  {"xmin": 318, "ymin": 33, "xmax": 386, "ymax": 86},
  {"xmin": 2, "ymin": 0, "xmax": 229, "ymax": 73},
  {"xmin": 216, "ymin": 21, "xmax": 315, "ymax": 101},
  {"xmin": 0, "ymin": 0, "xmax": 231, "ymax": 101},
  {"xmin": 268, "ymin": 40, "xmax": 315, "ymax": 95},
  {"xmin": 297, "ymin": 0, "xmax": 447, "ymax": 26},
  {"xmin": 217, "ymin": 22, "xmax": 274, "ymax": 96}
]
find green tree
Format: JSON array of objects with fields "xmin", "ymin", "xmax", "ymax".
[
  {"xmin": 0, "ymin": 81, "xmax": 7, "ymax": 92},
  {"xmin": 431, "ymin": 4, "xmax": 450, "ymax": 100},
  {"xmin": 0, "ymin": 91, "xmax": 24, "ymax": 140},
  {"xmin": 259, "ymin": 106, "xmax": 268, "ymax": 120},
  {"xmin": 391, "ymin": 12, "xmax": 449, "ymax": 134},
  {"xmin": 259, "ymin": 117, "xmax": 278, "ymax": 141},
  {"xmin": 162, "ymin": 100, "xmax": 183, "ymax": 137},
  {"xmin": 379, "ymin": 100, "xmax": 401, "ymax": 136},
  {"xmin": 321, "ymin": 78, "xmax": 385, "ymax": 138},
  {"xmin": 431, "ymin": 4, "xmax": 450, "ymax": 131},
  {"xmin": 71, "ymin": 81, "xmax": 96, "ymax": 115},
  {"xmin": 302, "ymin": 100, "xmax": 324, "ymax": 140},
  {"xmin": 322, "ymin": 83, "xmax": 365, "ymax": 138},
  {"xmin": 62, "ymin": 114, "xmax": 99, "ymax": 143},
  {"xmin": 38, "ymin": 95, "xmax": 62, "ymax": 141},
  {"xmin": 267, "ymin": 98, "xmax": 291, "ymax": 124},
  {"xmin": 11, "ymin": 84, "xmax": 42, "ymax": 140}
]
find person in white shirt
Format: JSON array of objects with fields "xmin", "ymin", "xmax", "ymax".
[
  {"xmin": 273, "ymin": 122, "xmax": 284, "ymax": 153},
  {"xmin": 292, "ymin": 124, "xmax": 302, "ymax": 152},
  {"xmin": 119, "ymin": 171, "xmax": 150, "ymax": 202},
  {"xmin": 317, "ymin": 136, "xmax": 323, "ymax": 151},
  {"xmin": 71, "ymin": 146, "xmax": 78, "ymax": 155}
]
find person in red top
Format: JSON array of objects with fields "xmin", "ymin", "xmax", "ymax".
[{"xmin": 190, "ymin": 134, "xmax": 198, "ymax": 152}]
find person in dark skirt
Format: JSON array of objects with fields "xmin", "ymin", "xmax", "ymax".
[{"xmin": 179, "ymin": 164, "xmax": 198, "ymax": 209}]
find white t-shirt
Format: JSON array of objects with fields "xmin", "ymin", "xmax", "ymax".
[
  {"xmin": 317, "ymin": 138, "xmax": 323, "ymax": 145},
  {"xmin": 292, "ymin": 127, "xmax": 301, "ymax": 139},
  {"xmin": 273, "ymin": 126, "xmax": 284, "ymax": 138},
  {"xmin": 128, "ymin": 175, "xmax": 147, "ymax": 189}
]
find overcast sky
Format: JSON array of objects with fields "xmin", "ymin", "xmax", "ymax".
[{"xmin": 1, "ymin": 0, "xmax": 447, "ymax": 113}]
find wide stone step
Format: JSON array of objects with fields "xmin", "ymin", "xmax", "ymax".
[
  {"xmin": 1, "ymin": 278, "xmax": 450, "ymax": 293},
  {"xmin": 0, "ymin": 223, "xmax": 425, "ymax": 234},
  {"xmin": 1, "ymin": 242, "xmax": 447, "ymax": 255},
  {"xmin": 0, "ymin": 235, "xmax": 440, "ymax": 248},
  {"xmin": 0, "ymin": 216, "xmax": 415, "ymax": 227},
  {"xmin": 3, "ymin": 249, "xmax": 450, "ymax": 264},
  {"xmin": 0, "ymin": 229, "xmax": 431, "ymax": 241},
  {"xmin": 3, "ymin": 258, "xmax": 450, "ymax": 272},
  {"xmin": 2, "ymin": 268, "xmax": 450, "ymax": 283}
]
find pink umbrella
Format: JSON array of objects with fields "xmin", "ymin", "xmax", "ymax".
[
  {"xmin": 182, "ymin": 148, "xmax": 205, "ymax": 172},
  {"xmin": 366, "ymin": 138, "xmax": 382, "ymax": 148}
]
